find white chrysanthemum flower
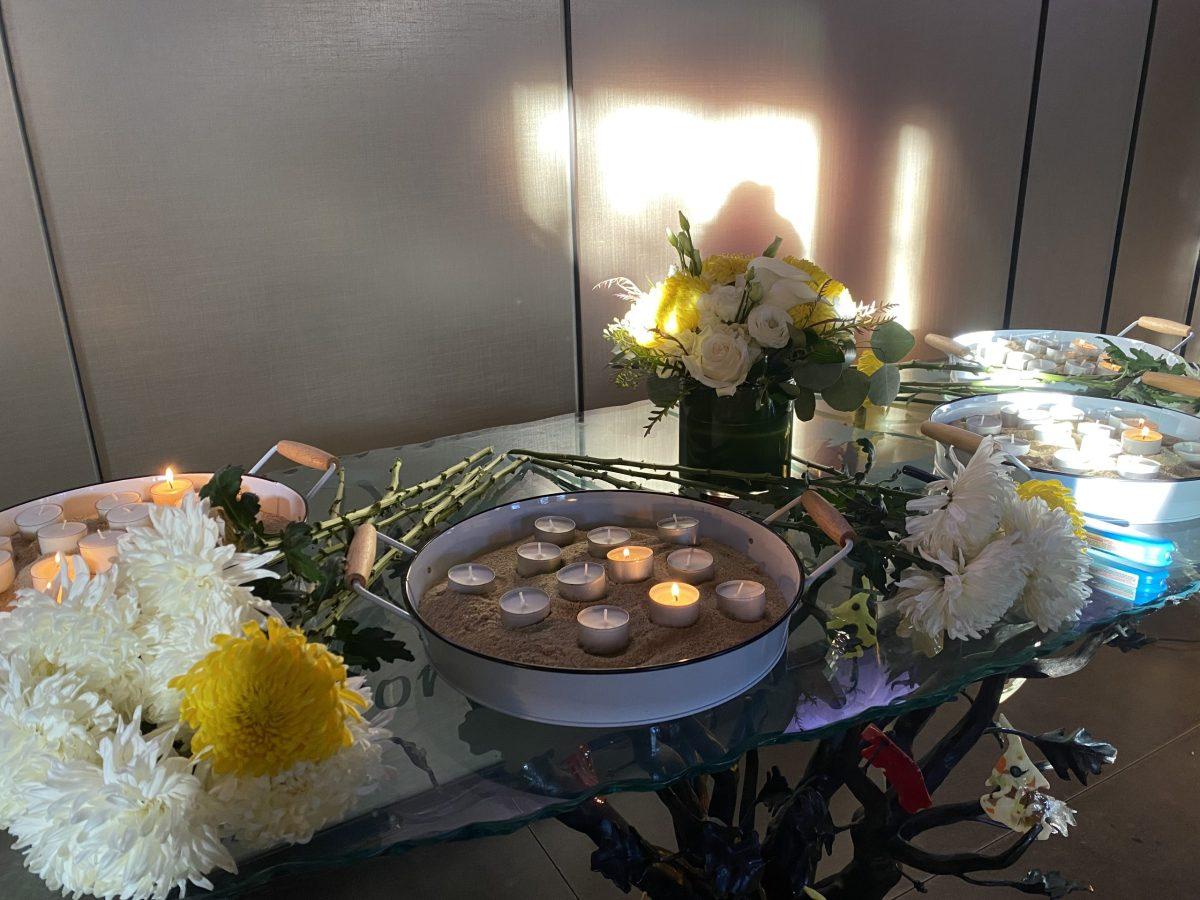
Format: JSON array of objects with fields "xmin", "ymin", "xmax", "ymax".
[
  {"xmin": 118, "ymin": 493, "xmax": 276, "ymax": 622},
  {"xmin": 209, "ymin": 709, "xmax": 390, "ymax": 853},
  {"xmin": 1002, "ymin": 495, "xmax": 1091, "ymax": 631},
  {"xmin": 902, "ymin": 437, "xmax": 1016, "ymax": 558},
  {"xmin": 0, "ymin": 569, "xmax": 147, "ymax": 716},
  {"xmin": 894, "ymin": 534, "xmax": 1028, "ymax": 641},
  {"xmin": 0, "ymin": 656, "xmax": 117, "ymax": 828},
  {"xmin": 10, "ymin": 714, "xmax": 235, "ymax": 900}
]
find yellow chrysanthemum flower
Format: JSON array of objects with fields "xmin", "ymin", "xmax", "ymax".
[
  {"xmin": 170, "ymin": 618, "xmax": 367, "ymax": 777},
  {"xmin": 1016, "ymin": 480, "xmax": 1087, "ymax": 542},
  {"xmin": 818, "ymin": 278, "xmax": 848, "ymax": 300},
  {"xmin": 701, "ymin": 253, "xmax": 752, "ymax": 286},
  {"xmin": 656, "ymin": 272, "xmax": 708, "ymax": 334},
  {"xmin": 782, "ymin": 255, "xmax": 829, "ymax": 285},
  {"xmin": 788, "ymin": 299, "xmax": 839, "ymax": 333},
  {"xmin": 856, "ymin": 350, "xmax": 884, "ymax": 407}
]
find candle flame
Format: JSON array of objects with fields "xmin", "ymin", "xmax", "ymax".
[
  {"xmin": 622, "ymin": 547, "xmax": 630, "ymax": 558},
  {"xmin": 164, "ymin": 466, "xmax": 175, "ymax": 488},
  {"xmin": 671, "ymin": 582, "xmax": 680, "ymax": 598},
  {"xmin": 1140, "ymin": 425, "xmax": 1149, "ymax": 438}
]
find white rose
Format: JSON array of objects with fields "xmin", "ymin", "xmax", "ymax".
[
  {"xmin": 682, "ymin": 324, "xmax": 758, "ymax": 396},
  {"xmin": 750, "ymin": 256, "xmax": 818, "ymax": 310},
  {"xmin": 696, "ymin": 284, "xmax": 742, "ymax": 326},
  {"xmin": 746, "ymin": 304, "xmax": 792, "ymax": 349}
]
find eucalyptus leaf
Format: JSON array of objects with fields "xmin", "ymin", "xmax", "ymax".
[
  {"xmin": 647, "ymin": 374, "xmax": 683, "ymax": 408},
  {"xmin": 805, "ymin": 339, "xmax": 845, "ymax": 364},
  {"xmin": 870, "ymin": 320, "xmax": 916, "ymax": 363},
  {"xmin": 792, "ymin": 360, "xmax": 845, "ymax": 391},
  {"xmin": 821, "ymin": 369, "xmax": 871, "ymax": 411},
  {"xmin": 791, "ymin": 387, "xmax": 817, "ymax": 421},
  {"xmin": 867, "ymin": 363, "xmax": 902, "ymax": 405}
]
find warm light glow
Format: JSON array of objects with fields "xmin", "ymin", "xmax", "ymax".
[
  {"xmin": 885, "ymin": 125, "xmax": 933, "ymax": 329},
  {"xmin": 511, "ymin": 85, "xmax": 570, "ymax": 234},
  {"xmin": 164, "ymin": 467, "xmax": 175, "ymax": 488},
  {"xmin": 671, "ymin": 582, "xmax": 680, "ymax": 599},
  {"xmin": 1140, "ymin": 426, "xmax": 1149, "ymax": 438},
  {"xmin": 594, "ymin": 99, "xmax": 820, "ymax": 255},
  {"xmin": 622, "ymin": 547, "xmax": 630, "ymax": 558}
]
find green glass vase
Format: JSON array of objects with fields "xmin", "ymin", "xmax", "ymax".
[{"xmin": 678, "ymin": 387, "xmax": 793, "ymax": 478}]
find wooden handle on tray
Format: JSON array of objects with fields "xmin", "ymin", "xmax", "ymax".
[
  {"xmin": 276, "ymin": 440, "xmax": 338, "ymax": 471},
  {"xmin": 345, "ymin": 524, "xmax": 377, "ymax": 587},
  {"xmin": 920, "ymin": 421, "xmax": 984, "ymax": 453},
  {"xmin": 800, "ymin": 490, "xmax": 857, "ymax": 547},
  {"xmin": 1136, "ymin": 316, "xmax": 1192, "ymax": 338},
  {"xmin": 924, "ymin": 333, "xmax": 972, "ymax": 359},
  {"xmin": 1142, "ymin": 371, "xmax": 1200, "ymax": 398}
]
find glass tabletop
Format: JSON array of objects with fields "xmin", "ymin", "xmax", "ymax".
[{"xmin": 212, "ymin": 400, "xmax": 1200, "ymax": 894}]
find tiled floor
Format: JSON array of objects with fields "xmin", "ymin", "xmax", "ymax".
[{"xmin": 3, "ymin": 603, "xmax": 1198, "ymax": 898}]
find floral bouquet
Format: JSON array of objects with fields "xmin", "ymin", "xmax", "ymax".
[
  {"xmin": 603, "ymin": 212, "xmax": 916, "ymax": 431},
  {"xmin": 0, "ymin": 496, "xmax": 390, "ymax": 899}
]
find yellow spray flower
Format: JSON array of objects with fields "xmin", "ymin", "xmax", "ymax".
[
  {"xmin": 789, "ymin": 299, "xmax": 839, "ymax": 334},
  {"xmin": 701, "ymin": 253, "xmax": 752, "ymax": 286},
  {"xmin": 170, "ymin": 618, "xmax": 367, "ymax": 777},
  {"xmin": 818, "ymin": 278, "xmax": 849, "ymax": 300},
  {"xmin": 782, "ymin": 255, "xmax": 829, "ymax": 285},
  {"xmin": 656, "ymin": 272, "xmax": 708, "ymax": 334},
  {"xmin": 856, "ymin": 350, "xmax": 884, "ymax": 407},
  {"xmin": 1016, "ymin": 480, "xmax": 1087, "ymax": 541}
]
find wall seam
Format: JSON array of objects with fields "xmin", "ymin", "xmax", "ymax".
[
  {"xmin": 1100, "ymin": 0, "xmax": 1158, "ymax": 333},
  {"xmin": 1001, "ymin": 0, "xmax": 1049, "ymax": 330},
  {"xmin": 0, "ymin": 4, "xmax": 102, "ymax": 479},
  {"xmin": 561, "ymin": 0, "xmax": 585, "ymax": 415}
]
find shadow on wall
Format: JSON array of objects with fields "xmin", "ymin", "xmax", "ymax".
[{"xmin": 700, "ymin": 182, "xmax": 805, "ymax": 259}]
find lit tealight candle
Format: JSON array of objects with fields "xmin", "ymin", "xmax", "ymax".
[
  {"xmin": 105, "ymin": 502, "xmax": 152, "ymax": 531},
  {"xmin": 15, "ymin": 503, "xmax": 64, "ymax": 539},
  {"xmin": 606, "ymin": 545, "xmax": 655, "ymax": 583},
  {"xmin": 716, "ymin": 579, "xmax": 766, "ymax": 622},
  {"xmin": 149, "ymin": 468, "xmax": 194, "ymax": 507},
  {"xmin": 533, "ymin": 515, "xmax": 576, "ymax": 546},
  {"xmin": 964, "ymin": 414, "xmax": 1003, "ymax": 435},
  {"xmin": 37, "ymin": 521, "xmax": 86, "ymax": 556},
  {"xmin": 0, "ymin": 550, "xmax": 13, "ymax": 593},
  {"xmin": 498, "ymin": 588, "xmax": 551, "ymax": 629},
  {"xmin": 515, "ymin": 541, "xmax": 563, "ymax": 576},
  {"xmin": 79, "ymin": 530, "xmax": 122, "ymax": 574},
  {"xmin": 1121, "ymin": 425, "xmax": 1163, "ymax": 456},
  {"xmin": 30, "ymin": 552, "xmax": 83, "ymax": 600},
  {"xmin": 1070, "ymin": 338, "xmax": 1101, "ymax": 359},
  {"xmin": 448, "ymin": 563, "xmax": 495, "ymax": 594},
  {"xmin": 1116, "ymin": 454, "xmax": 1161, "ymax": 480},
  {"xmin": 586, "ymin": 526, "xmax": 632, "ymax": 558},
  {"xmin": 648, "ymin": 581, "xmax": 701, "ymax": 628},
  {"xmin": 656, "ymin": 513, "xmax": 700, "ymax": 545},
  {"xmin": 95, "ymin": 491, "xmax": 142, "ymax": 524},
  {"xmin": 665, "ymin": 547, "xmax": 715, "ymax": 584},
  {"xmin": 577, "ymin": 604, "xmax": 631, "ymax": 655},
  {"xmin": 556, "ymin": 561, "xmax": 607, "ymax": 602},
  {"xmin": 1109, "ymin": 413, "xmax": 1158, "ymax": 433}
]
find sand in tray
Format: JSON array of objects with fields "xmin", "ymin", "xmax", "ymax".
[{"xmin": 418, "ymin": 529, "xmax": 792, "ymax": 670}]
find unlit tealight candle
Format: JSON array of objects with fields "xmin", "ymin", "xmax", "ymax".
[
  {"xmin": 15, "ymin": 503, "xmax": 63, "ymax": 539},
  {"xmin": 1051, "ymin": 448, "xmax": 1093, "ymax": 475},
  {"xmin": 577, "ymin": 604, "xmax": 630, "ymax": 655},
  {"xmin": 1017, "ymin": 409, "xmax": 1051, "ymax": 428},
  {"xmin": 79, "ymin": 530, "xmax": 122, "ymax": 574},
  {"xmin": 1116, "ymin": 454, "xmax": 1161, "ymax": 479},
  {"xmin": 665, "ymin": 547, "xmax": 715, "ymax": 584},
  {"xmin": 105, "ymin": 502, "xmax": 152, "ymax": 531},
  {"xmin": 657, "ymin": 514, "xmax": 700, "ymax": 545},
  {"xmin": 556, "ymin": 561, "xmax": 607, "ymax": 602},
  {"xmin": 964, "ymin": 414, "xmax": 1003, "ymax": 436},
  {"xmin": 716, "ymin": 579, "xmax": 766, "ymax": 622},
  {"xmin": 96, "ymin": 491, "xmax": 142, "ymax": 524},
  {"xmin": 515, "ymin": 541, "xmax": 563, "ymax": 576},
  {"xmin": 0, "ymin": 550, "xmax": 13, "ymax": 593},
  {"xmin": 1078, "ymin": 435, "xmax": 1122, "ymax": 459},
  {"xmin": 37, "ymin": 521, "xmax": 86, "ymax": 556},
  {"xmin": 606, "ymin": 545, "xmax": 654, "ymax": 583},
  {"xmin": 498, "ymin": 588, "xmax": 550, "ymax": 629},
  {"xmin": 533, "ymin": 515, "xmax": 576, "ymax": 546},
  {"xmin": 447, "ymin": 563, "xmax": 495, "ymax": 595},
  {"xmin": 648, "ymin": 581, "xmax": 701, "ymax": 628},
  {"xmin": 587, "ymin": 526, "xmax": 632, "ymax": 558}
]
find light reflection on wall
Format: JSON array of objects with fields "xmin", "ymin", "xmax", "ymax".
[
  {"xmin": 885, "ymin": 124, "xmax": 933, "ymax": 330},
  {"xmin": 592, "ymin": 100, "xmax": 820, "ymax": 256},
  {"xmin": 511, "ymin": 85, "xmax": 569, "ymax": 233}
]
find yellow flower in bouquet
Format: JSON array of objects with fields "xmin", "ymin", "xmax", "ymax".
[
  {"xmin": 783, "ymin": 255, "xmax": 829, "ymax": 284},
  {"xmin": 701, "ymin": 253, "xmax": 751, "ymax": 285},
  {"xmin": 1015, "ymin": 480, "xmax": 1087, "ymax": 542},
  {"xmin": 656, "ymin": 271, "xmax": 708, "ymax": 334},
  {"xmin": 789, "ymin": 299, "xmax": 839, "ymax": 333},
  {"xmin": 171, "ymin": 618, "xmax": 367, "ymax": 777}
]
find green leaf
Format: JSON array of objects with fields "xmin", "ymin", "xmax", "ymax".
[
  {"xmin": 804, "ymin": 339, "xmax": 846, "ymax": 364},
  {"xmin": 666, "ymin": 230, "xmax": 679, "ymax": 248},
  {"xmin": 761, "ymin": 235, "xmax": 783, "ymax": 258},
  {"xmin": 870, "ymin": 320, "xmax": 916, "ymax": 363},
  {"xmin": 678, "ymin": 210, "xmax": 691, "ymax": 231},
  {"xmin": 277, "ymin": 521, "xmax": 322, "ymax": 584},
  {"xmin": 792, "ymin": 360, "xmax": 845, "ymax": 391},
  {"xmin": 867, "ymin": 363, "xmax": 902, "ymax": 405},
  {"xmin": 821, "ymin": 368, "xmax": 871, "ymax": 411},
  {"xmin": 647, "ymin": 373, "xmax": 683, "ymax": 408},
  {"xmin": 198, "ymin": 465, "xmax": 261, "ymax": 544},
  {"xmin": 329, "ymin": 619, "xmax": 414, "ymax": 672},
  {"xmin": 791, "ymin": 387, "xmax": 816, "ymax": 421}
]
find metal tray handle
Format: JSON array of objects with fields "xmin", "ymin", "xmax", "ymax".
[
  {"xmin": 763, "ymin": 490, "xmax": 856, "ymax": 583},
  {"xmin": 924, "ymin": 333, "xmax": 973, "ymax": 359},
  {"xmin": 344, "ymin": 523, "xmax": 419, "ymax": 622},
  {"xmin": 249, "ymin": 440, "xmax": 339, "ymax": 501},
  {"xmin": 1117, "ymin": 316, "xmax": 1193, "ymax": 351}
]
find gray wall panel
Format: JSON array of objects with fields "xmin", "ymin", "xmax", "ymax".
[
  {"xmin": 573, "ymin": 0, "xmax": 1040, "ymax": 408},
  {"xmin": 1010, "ymin": 0, "xmax": 1150, "ymax": 331},
  {"xmin": 1108, "ymin": 0, "xmax": 1200, "ymax": 351},
  {"xmin": 4, "ymin": 0, "xmax": 575, "ymax": 477},
  {"xmin": 0, "ymin": 25, "xmax": 97, "ymax": 507}
]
